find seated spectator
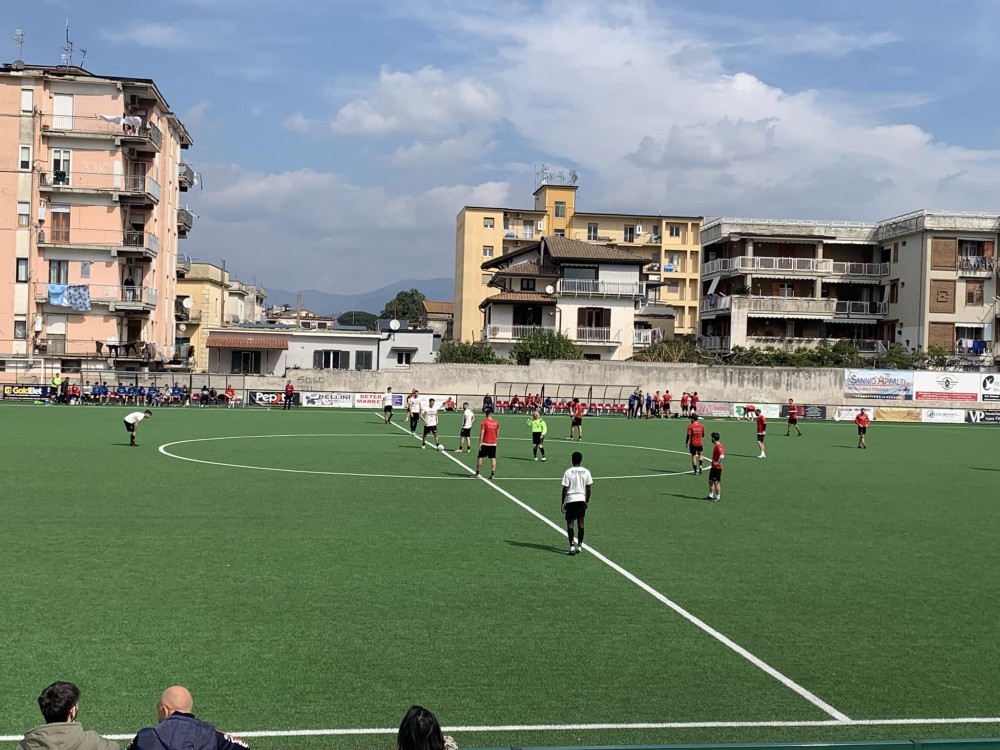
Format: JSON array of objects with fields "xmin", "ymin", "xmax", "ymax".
[
  {"xmin": 126, "ymin": 686, "xmax": 247, "ymax": 750},
  {"xmin": 510, "ymin": 395, "xmax": 521, "ymax": 414},
  {"xmin": 116, "ymin": 384, "xmax": 128, "ymax": 404},
  {"xmin": 170, "ymin": 384, "xmax": 182, "ymax": 405},
  {"xmin": 181, "ymin": 386, "xmax": 191, "ymax": 406},
  {"xmin": 199, "ymin": 385, "xmax": 209, "ymax": 407},
  {"xmin": 82, "ymin": 381, "xmax": 93, "ymax": 404},
  {"xmin": 208, "ymin": 387, "xmax": 218, "ymax": 406},
  {"xmin": 18, "ymin": 681, "xmax": 119, "ymax": 750},
  {"xmin": 224, "ymin": 385, "xmax": 236, "ymax": 408},
  {"xmin": 543, "ymin": 396, "xmax": 553, "ymax": 414},
  {"xmin": 443, "ymin": 397, "xmax": 456, "ymax": 412},
  {"xmin": 482, "ymin": 394, "xmax": 493, "ymax": 413},
  {"xmin": 397, "ymin": 706, "xmax": 457, "ymax": 750}
]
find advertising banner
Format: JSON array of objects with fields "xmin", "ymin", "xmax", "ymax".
[
  {"xmin": 696, "ymin": 401, "xmax": 732, "ymax": 418},
  {"xmin": 980, "ymin": 374, "xmax": 1000, "ymax": 402},
  {"xmin": 302, "ymin": 392, "xmax": 354, "ymax": 408},
  {"xmin": 2, "ymin": 384, "xmax": 53, "ymax": 400},
  {"xmin": 248, "ymin": 391, "xmax": 300, "ymax": 407},
  {"xmin": 874, "ymin": 407, "xmax": 920, "ymax": 422},
  {"xmin": 843, "ymin": 369, "xmax": 914, "ymax": 400},
  {"xmin": 834, "ymin": 406, "xmax": 877, "ymax": 422},
  {"xmin": 913, "ymin": 371, "xmax": 980, "ymax": 401},
  {"xmin": 965, "ymin": 410, "xmax": 1000, "ymax": 424},
  {"xmin": 732, "ymin": 403, "xmax": 781, "ymax": 419},
  {"xmin": 355, "ymin": 393, "xmax": 405, "ymax": 408},
  {"xmin": 921, "ymin": 408, "xmax": 965, "ymax": 424},
  {"xmin": 801, "ymin": 405, "xmax": 828, "ymax": 420}
]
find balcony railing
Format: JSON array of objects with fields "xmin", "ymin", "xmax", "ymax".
[
  {"xmin": 700, "ymin": 295, "xmax": 837, "ymax": 316},
  {"xmin": 41, "ymin": 115, "xmax": 162, "ymax": 150},
  {"xmin": 179, "ymin": 163, "xmax": 196, "ymax": 191},
  {"xmin": 702, "ymin": 256, "xmax": 890, "ymax": 278},
  {"xmin": 955, "ymin": 340, "xmax": 993, "ymax": 356},
  {"xmin": 700, "ymin": 335, "xmax": 731, "ymax": 351},
  {"xmin": 34, "ymin": 283, "xmax": 158, "ymax": 309},
  {"xmin": 556, "ymin": 279, "xmax": 645, "ymax": 297},
  {"xmin": 40, "ymin": 172, "xmax": 161, "ymax": 202},
  {"xmin": 633, "ymin": 328, "xmax": 663, "ymax": 346},
  {"xmin": 958, "ymin": 256, "xmax": 996, "ymax": 275},
  {"xmin": 178, "ymin": 208, "xmax": 194, "ymax": 236},
  {"xmin": 834, "ymin": 300, "xmax": 888, "ymax": 316},
  {"xmin": 481, "ymin": 325, "xmax": 553, "ymax": 342},
  {"xmin": 746, "ymin": 336, "xmax": 886, "ymax": 353},
  {"xmin": 566, "ymin": 327, "xmax": 622, "ymax": 343},
  {"xmin": 37, "ymin": 228, "xmax": 159, "ymax": 257}
]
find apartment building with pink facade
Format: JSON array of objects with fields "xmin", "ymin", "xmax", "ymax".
[{"xmin": 0, "ymin": 63, "xmax": 194, "ymax": 374}]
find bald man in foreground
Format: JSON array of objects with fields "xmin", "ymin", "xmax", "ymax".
[{"xmin": 126, "ymin": 686, "xmax": 248, "ymax": 750}]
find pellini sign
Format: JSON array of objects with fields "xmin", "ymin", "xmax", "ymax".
[{"xmin": 2, "ymin": 384, "xmax": 52, "ymax": 400}]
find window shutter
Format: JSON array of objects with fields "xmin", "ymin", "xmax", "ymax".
[{"xmin": 313, "ymin": 350, "xmax": 323, "ymax": 369}]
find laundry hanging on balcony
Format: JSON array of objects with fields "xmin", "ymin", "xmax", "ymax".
[
  {"xmin": 47, "ymin": 284, "xmax": 67, "ymax": 306},
  {"xmin": 65, "ymin": 285, "xmax": 91, "ymax": 311},
  {"xmin": 98, "ymin": 114, "xmax": 143, "ymax": 129}
]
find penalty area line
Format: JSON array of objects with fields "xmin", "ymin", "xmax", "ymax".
[
  {"xmin": 7, "ymin": 717, "xmax": 1000, "ymax": 742},
  {"xmin": 385, "ymin": 417, "xmax": 850, "ymax": 722}
]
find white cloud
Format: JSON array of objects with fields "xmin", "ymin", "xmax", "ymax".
[
  {"xmin": 182, "ymin": 101, "xmax": 212, "ymax": 127},
  {"xmin": 390, "ymin": 128, "xmax": 498, "ymax": 167},
  {"xmin": 101, "ymin": 20, "xmax": 235, "ymax": 51},
  {"xmin": 282, "ymin": 113, "xmax": 314, "ymax": 133},
  {"xmin": 331, "ymin": 66, "xmax": 504, "ymax": 136}
]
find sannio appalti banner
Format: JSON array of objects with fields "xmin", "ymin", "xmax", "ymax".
[{"xmin": 843, "ymin": 370, "xmax": 914, "ymax": 400}]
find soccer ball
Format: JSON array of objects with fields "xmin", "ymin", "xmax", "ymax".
[{"xmin": 437, "ymin": 444, "xmax": 446, "ymax": 451}]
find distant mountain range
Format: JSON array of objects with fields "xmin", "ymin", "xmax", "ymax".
[{"xmin": 267, "ymin": 277, "xmax": 454, "ymax": 317}]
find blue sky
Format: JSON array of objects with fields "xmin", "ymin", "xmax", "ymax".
[{"xmin": 18, "ymin": 0, "xmax": 1000, "ymax": 293}]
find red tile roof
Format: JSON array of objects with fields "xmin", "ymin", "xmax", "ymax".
[
  {"xmin": 479, "ymin": 291, "xmax": 555, "ymax": 310},
  {"xmin": 205, "ymin": 336, "xmax": 288, "ymax": 350},
  {"xmin": 544, "ymin": 235, "xmax": 651, "ymax": 263}
]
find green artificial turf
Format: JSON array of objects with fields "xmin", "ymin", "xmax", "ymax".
[{"xmin": 1, "ymin": 403, "xmax": 998, "ymax": 750}]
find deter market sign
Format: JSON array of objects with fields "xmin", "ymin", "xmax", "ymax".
[
  {"xmin": 843, "ymin": 369, "xmax": 914, "ymax": 400},
  {"xmin": 2, "ymin": 384, "xmax": 53, "ymax": 400},
  {"xmin": 248, "ymin": 391, "xmax": 301, "ymax": 407},
  {"xmin": 354, "ymin": 393, "xmax": 404, "ymax": 408}
]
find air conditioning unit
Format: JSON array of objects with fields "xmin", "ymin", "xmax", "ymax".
[{"xmin": 537, "ymin": 220, "xmax": 544, "ymax": 231}]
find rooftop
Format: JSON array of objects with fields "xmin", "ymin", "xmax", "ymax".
[
  {"xmin": 479, "ymin": 291, "xmax": 555, "ymax": 309},
  {"xmin": 422, "ymin": 300, "xmax": 455, "ymax": 316}
]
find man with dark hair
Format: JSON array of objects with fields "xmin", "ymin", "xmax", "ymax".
[
  {"xmin": 707, "ymin": 431, "xmax": 724, "ymax": 502},
  {"xmin": 561, "ymin": 451, "xmax": 593, "ymax": 555},
  {"xmin": 127, "ymin": 686, "xmax": 247, "ymax": 750},
  {"xmin": 18, "ymin": 681, "xmax": 118, "ymax": 750},
  {"xmin": 124, "ymin": 410, "xmax": 152, "ymax": 447},
  {"xmin": 473, "ymin": 408, "xmax": 499, "ymax": 479}
]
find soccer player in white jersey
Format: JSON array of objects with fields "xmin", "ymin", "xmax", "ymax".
[
  {"xmin": 420, "ymin": 398, "xmax": 442, "ymax": 450},
  {"xmin": 382, "ymin": 388, "xmax": 394, "ymax": 424},
  {"xmin": 561, "ymin": 451, "xmax": 593, "ymax": 555},
  {"xmin": 123, "ymin": 409, "xmax": 152, "ymax": 447},
  {"xmin": 407, "ymin": 390, "xmax": 422, "ymax": 434},
  {"xmin": 454, "ymin": 402, "xmax": 475, "ymax": 453}
]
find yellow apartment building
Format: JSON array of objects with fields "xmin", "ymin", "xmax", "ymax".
[{"xmin": 454, "ymin": 176, "xmax": 702, "ymax": 343}]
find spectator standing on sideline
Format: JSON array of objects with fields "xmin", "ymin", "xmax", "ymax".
[
  {"xmin": 645, "ymin": 391, "xmax": 653, "ymax": 419},
  {"xmin": 663, "ymin": 390, "xmax": 672, "ymax": 418},
  {"xmin": 527, "ymin": 409, "xmax": 547, "ymax": 461},
  {"xmin": 397, "ymin": 706, "xmax": 457, "ymax": 750},
  {"xmin": 680, "ymin": 391, "xmax": 690, "ymax": 416},
  {"xmin": 855, "ymin": 408, "xmax": 870, "ymax": 449},
  {"xmin": 690, "ymin": 391, "xmax": 700, "ymax": 416},
  {"xmin": 455, "ymin": 402, "xmax": 475, "ymax": 453},
  {"xmin": 126, "ymin": 686, "xmax": 247, "ymax": 750},
  {"xmin": 283, "ymin": 380, "xmax": 295, "ymax": 410},
  {"xmin": 18, "ymin": 681, "xmax": 118, "ymax": 750},
  {"xmin": 627, "ymin": 389, "xmax": 638, "ymax": 419},
  {"xmin": 473, "ymin": 408, "xmax": 499, "ymax": 479},
  {"xmin": 382, "ymin": 388, "xmax": 394, "ymax": 423},
  {"xmin": 51, "ymin": 373, "xmax": 63, "ymax": 403},
  {"xmin": 562, "ymin": 451, "xmax": 593, "ymax": 555},
  {"xmin": 785, "ymin": 398, "xmax": 802, "ymax": 436}
]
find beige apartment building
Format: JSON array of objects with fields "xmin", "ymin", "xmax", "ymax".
[
  {"xmin": 0, "ymin": 62, "xmax": 194, "ymax": 374},
  {"xmin": 699, "ymin": 211, "xmax": 999, "ymax": 363},
  {"xmin": 455, "ymin": 177, "xmax": 701, "ymax": 343}
]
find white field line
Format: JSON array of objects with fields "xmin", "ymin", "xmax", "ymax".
[
  {"xmin": 386, "ymin": 418, "xmax": 850, "ymax": 722},
  {"xmin": 7, "ymin": 716, "xmax": 1000, "ymax": 742}
]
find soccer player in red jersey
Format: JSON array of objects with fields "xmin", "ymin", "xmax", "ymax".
[
  {"xmin": 690, "ymin": 391, "xmax": 700, "ymax": 416},
  {"xmin": 474, "ymin": 409, "xmax": 500, "ymax": 479},
  {"xmin": 785, "ymin": 398, "xmax": 802, "ymax": 436},
  {"xmin": 855, "ymin": 408, "xmax": 870, "ymax": 449},
  {"xmin": 755, "ymin": 408, "xmax": 767, "ymax": 458},
  {"xmin": 663, "ymin": 390, "xmax": 672, "ymax": 418},
  {"xmin": 569, "ymin": 397, "xmax": 585, "ymax": 441},
  {"xmin": 707, "ymin": 432, "xmax": 724, "ymax": 502},
  {"xmin": 685, "ymin": 413, "xmax": 705, "ymax": 474},
  {"xmin": 680, "ymin": 391, "xmax": 690, "ymax": 416}
]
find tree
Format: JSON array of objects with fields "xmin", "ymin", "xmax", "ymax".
[
  {"xmin": 510, "ymin": 328, "xmax": 583, "ymax": 365},
  {"xmin": 336, "ymin": 310, "xmax": 377, "ymax": 329},
  {"xmin": 631, "ymin": 337, "xmax": 700, "ymax": 363},
  {"xmin": 379, "ymin": 289, "xmax": 427, "ymax": 327},
  {"xmin": 436, "ymin": 340, "xmax": 506, "ymax": 364}
]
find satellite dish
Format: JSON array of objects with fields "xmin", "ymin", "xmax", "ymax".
[
  {"xmin": 177, "ymin": 324, "xmax": 187, "ymax": 333},
  {"xmin": 182, "ymin": 297, "xmax": 193, "ymax": 309},
  {"xmin": 544, "ymin": 285, "xmax": 555, "ymax": 295},
  {"xmin": 389, "ymin": 319, "xmax": 401, "ymax": 331}
]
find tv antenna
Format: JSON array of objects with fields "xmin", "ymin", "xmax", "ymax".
[
  {"xmin": 13, "ymin": 28, "xmax": 24, "ymax": 60},
  {"xmin": 60, "ymin": 19, "xmax": 75, "ymax": 67}
]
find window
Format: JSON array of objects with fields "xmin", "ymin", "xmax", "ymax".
[
  {"xmin": 80, "ymin": 260, "xmax": 91, "ymax": 279},
  {"xmin": 778, "ymin": 283, "xmax": 794, "ymax": 298},
  {"xmin": 20, "ymin": 89, "xmax": 32, "ymax": 113},
  {"xmin": 563, "ymin": 266, "xmax": 597, "ymax": 280},
  {"xmin": 313, "ymin": 350, "xmax": 350, "ymax": 369},
  {"xmin": 16, "ymin": 258, "xmax": 28, "ymax": 283},
  {"xmin": 355, "ymin": 351, "xmax": 373, "ymax": 370},
  {"xmin": 966, "ymin": 280, "xmax": 985, "ymax": 305},
  {"xmin": 587, "ymin": 223, "xmax": 598, "ymax": 241},
  {"xmin": 889, "ymin": 281, "xmax": 899, "ymax": 304},
  {"xmin": 522, "ymin": 223, "xmax": 534, "ymax": 239},
  {"xmin": 14, "ymin": 318, "xmax": 27, "ymax": 340},
  {"xmin": 624, "ymin": 225, "xmax": 636, "ymax": 243},
  {"xmin": 554, "ymin": 201, "xmax": 566, "ymax": 218},
  {"xmin": 231, "ymin": 351, "xmax": 262, "ymax": 374},
  {"xmin": 52, "ymin": 149, "xmax": 71, "ymax": 183},
  {"xmin": 481, "ymin": 273, "xmax": 492, "ymax": 286},
  {"xmin": 554, "ymin": 229, "xmax": 565, "ymax": 237},
  {"xmin": 520, "ymin": 278, "xmax": 536, "ymax": 291},
  {"xmin": 513, "ymin": 306, "xmax": 543, "ymax": 326},
  {"xmin": 482, "ymin": 245, "xmax": 494, "ymax": 258},
  {"xmin": 17, "ymin": 202, "xmax": 29, "ymax": 227},
  {"xmin": 19, "ymin": 145, "xmax": 30, "ymax": 171},
  {"xmin": 786, "ymin": 321, "xmax": 796, "ymax": 337},
  {"xmin": 50, "ymin": 205, "xmax": 70, "ymax": 242},
  {"xmin": 397, "ymin": 351, "xmax": 412, "ymax": 366},
  {"xmin": 669, "ymin": 225, "xmax": 682, "ymax": 238},
  {"xmin": 49, "ymin": 260, "xmax": 69, "ymax": 284},
  {"xmin": 483, "ymin": 217, "xmax": 494, "ymax": 229},
  {"xmin": 893, "ymin": 242, "xmax": 899, "ymax": 264}
]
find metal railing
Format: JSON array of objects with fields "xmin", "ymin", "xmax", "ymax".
[
  {"xmin": 37, "ymin": 228, "xmax": 159, "ymax": 256},
  {"xmin": 178, "ymin": 208, "xmax": 194, "ymax": 233},
  {"xmin": 34, "ymin": 282, "xmax": 158, "ymax": 307},
  {"xmin": 702, "ymin": 256, "xmax": 890, "ymax": 278},
  {"xmin": 41, "ymin": 114, "xmax": 162, "ymax": 149},
  {"xmin": 556, "ymin": 279, "xmax": 645, "ymax": 297},
  {"xmin": 700, "ymin": 335, "xmax": 731, "ymax": 351},
  {"xmin": 179, "ymin": 163, "xmax": 196, "ymax": 189},
  {"xmin": 40, "ymin": 172, "xmax": 160, "ymax": 201},
  {"xmin": 481, "ymin": 325, "xmax": 553, "ymax": 341},
  {"xmin": 834, "ymin": 300, "xmax": 888, "ymax": 316},
  {"xmin": 567, "ymin": 327, "xmax": 622, "ymax": 343},
  {"xmin": 700, "ymin": 295, "xmax": 837, "ymax": 315},
  {"xmin": 745, "ymin": 336, "xmax": 885, "ymax": 352},
  {"xmin": 955, "ymin": 340, "xmax": 993, "ymax": 356},
  {"xmin": 633, "ymin": 328, "xmax": 663, "ymax": 346},
  {"xmin": 958, "ymin": 256, "xmax": 996, "ymax": 274}
]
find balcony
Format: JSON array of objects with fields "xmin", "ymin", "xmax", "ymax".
[
  {"xmin": 556, "ymin": 279, "xmax": 645, "ymax": 297},
  {"xmin": 700, "ymin": 335, "xmax": 731, "ymax": 351},
  {"xmin": 179, "ymin": 163, "xmax": 196, "ymax": 191},
  {"xmin": 834, "ymin": 300, "xmax": 888, "ymax": 317},
  {"xmin": 700, "ymin": 295, "xmax": 837, "ymax": 317},
  {"xmin": 20, "ymin": 338, "xmax": 153, "ymax": 360},
  {"xmin": 632, "ymin": 328, "xmax": 664, "ymax": 348},
  {"xmin": 178, "ymin": 208, "xmax": 194, "ymax": 238},
  {"xmin": 957, "ymin": 256, "xmax": 995, "ymax": 276},
  {"xmin": 566, "ymin": 327, "xmax": 622, "ymax": 344},
  {"xmin": 41, "ymin": 114, "xmax": 162, "ymax": 151},
  {"xmin": 955, "ymin": 340, "xmax": 993, "ymax": 357},
  {"xmin": 38, "ymin": 228, "xmax": 159, "ymax": 259},
  {"xmin": 746, "ymin": 337, "xmax": 886, "ymax": 353},
  {"xmin": 481, "ymin": 325, "xmax": 554, "ymax": 342},
  {"xmin": 34, "ymin": 283, "xmax": 158, "ymax": 312},
  {"xmin": 40, "ymin": 172, "xmax": 160, "ymax": 204},
  {"xmin": 701, "ymin": 256, "xmax": 889, "ymax": 279}
]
